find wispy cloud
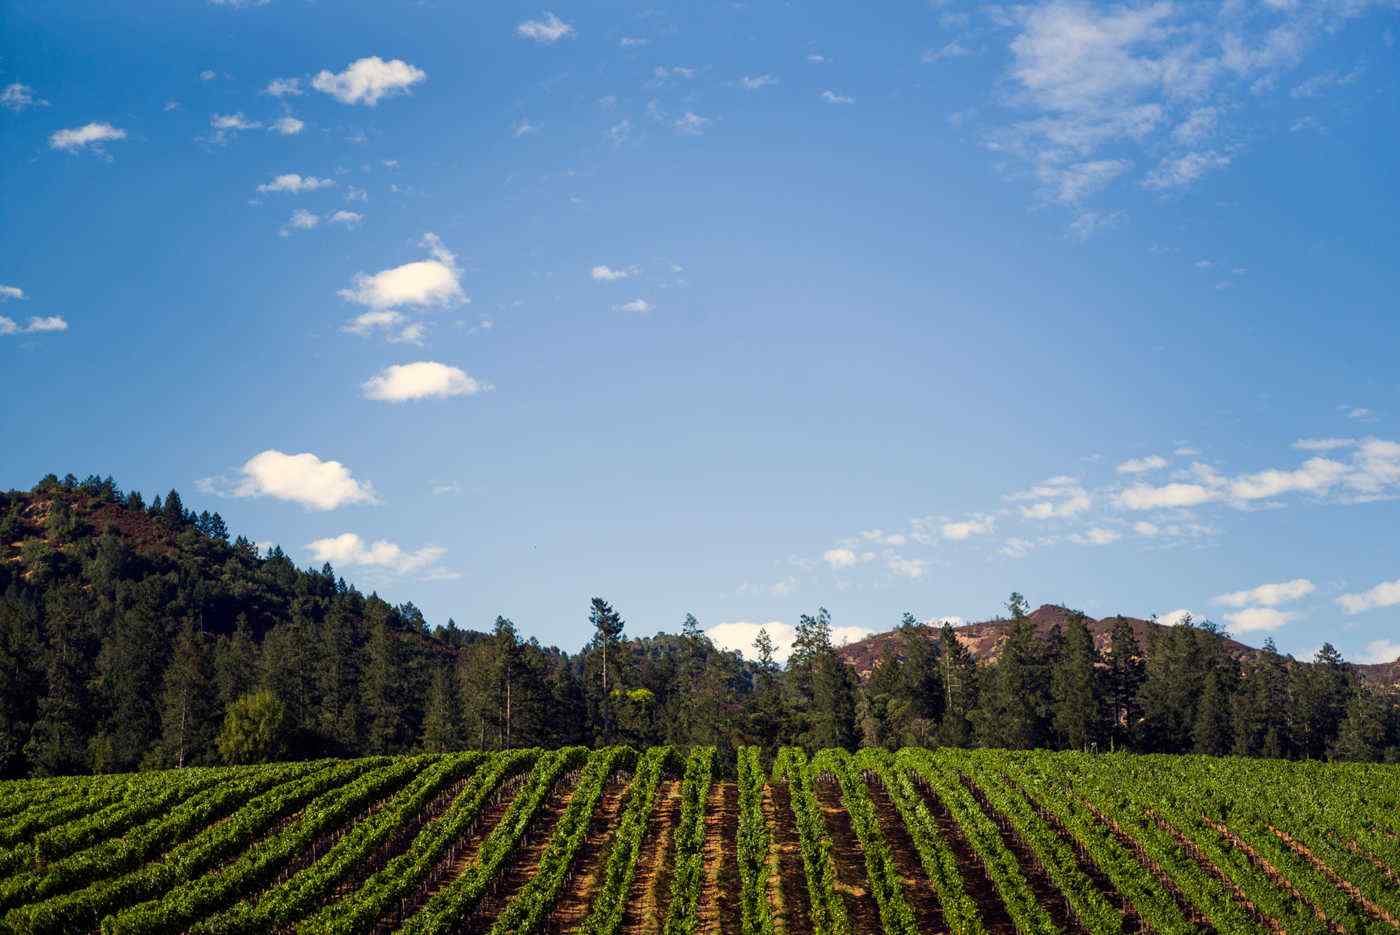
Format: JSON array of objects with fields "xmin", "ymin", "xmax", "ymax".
[
  {"xmin": 516, "ymin": 12, "xmax": 574, "ymax": 44},
  {"xmin": 50, "ymin": 122, "xmax": 126, "ymax": 154}
]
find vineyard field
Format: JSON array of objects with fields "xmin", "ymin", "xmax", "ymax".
[{"xmin": 2, "ymin": 747, "xmax": 1398, "ymax": 935}]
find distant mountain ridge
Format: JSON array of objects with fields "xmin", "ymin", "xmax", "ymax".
[{"xmin": 836, "ymin": 603, "xmax": 1400, "ymax": 686}]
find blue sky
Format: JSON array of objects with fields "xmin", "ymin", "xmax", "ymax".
[{"xmin": 3, "ymin": 0, "xmax": 1399, "ymax": 664}]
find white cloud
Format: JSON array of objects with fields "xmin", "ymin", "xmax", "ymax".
[
  {"xmin": 807, "ymin": 53, "xmax": 828, "ymax": 64},
  {"xmin": 1133, "ymin": 521, "xmax": 1160, "ymax": 536},
  {"xmin": 705, "ymin": 620, "xmax": 873, "ymax": 664},
  {"xmin": 1, "ymin": 82, "xmax": 46, "ymax": 112},
  {"xmin": 1117, "ymin": 454, "xmax": 1168, "ymax": 474},
  {"xmin": 257, "ymin": 173, "xmax": 335, "ymax": 194},
  {"xmin": 1293, "ymin": 437, "xmax": 1355, "ymax": 451},
  {"xmin": 1337, "ymin": 578, "xmax": 1400, "ymax": 615},
  {"xmin": 923, "ymin": 42, "xmax": 974, "ymax": 63},
  {"xmin": 615, "ymin": 299, "xmax": 654, "ymax": 314},
  {"xmin": 1142, "ymin": 150, "xmax": 1234, "ymax": 190},
  {"xmin": 887, "ymin": 556, "xmax": 929, "ymax": 579},
  {"xmin": 1224, "ymin": 607, "xmax": 1294, "ymax": 633},
  {"xmin": 673, "ymin": 112, "xmax": 711, "ymax": 135},
  {"xmin": 1067, "ymin": 210, "xmax": 1123, "ymax": 241},
  {"xmin": 312, "ymin": 57, "xmax": 426, "ymax": 106},
  {"xmin": 339, "ymin": 232, "xmax": 465, "ymax": 311},
  {"xmin": 49, "ymin": 122, "xmax": 126, "ymax": 153},
  {"xmin": 1116, "ymin": 481, "xmax": 1217, "ymax": 510},
  {"xmin": 1213, "ymin": 578, "xmax": 1314, "ymax": 608},
  {"xmin": 998, "ymin": 537, "xmax": 1040, "ymax": 559},
  {"xmin": 1227, "ymin": 457, "xmax": 1348, "ymax": 501},
  {"xmin": 512, "ymin": 117, "xmax": 540, "ymax": 137},
  {"xmin": 264, "ymin": 78, "xmax": 303, "ymax": 97},
  {"xmin": 1359, "ymin": 639, "xmax": 1400, "ymax": 664},
  {"xmin": 305, "ymin": 533, "xmax": 446, "ymax": 576},
  {"xmin": 342, "ymin": 310, "xmax": 405, "ymax": 336},
  {"xmin": 211, "ymin": 112, "xmax": 260, "ymax": 131},
  {"xmin": 0, "ymin": 285, "xmax": 25, "ymax": 302},
  {"xmin": 328, "ymin": 210, "xmax": 363, "ymax": 227},
  {"xmin": 1072, "ymin": 527, "xmax": 1122, "ymax": 545},
  {"xmin": 1009, "ymin": 475, "xmax": 1092, "ymax": 519},
  {"xmin": 1159, "ymin": 608, "xmax": 1194, "ymax": 626},
  {"xmin": 516, "ymin": 12, "xmax": 574, "ymax": 44},
  {"xmin": 738, "ymin": 74, "xmax": 778, "ymax": 90},
  {"xmin": 271, "ymin": 116, "xmax": 305, "ymax": 136},
  {"xmin": 1345, "ymin": 406, "xmax": 1375, "ymax": 421},
  {"xmin": 23, "ymin": 315, "xmax": 66, "ymax": 333},
  {"xmin": 820, "ymin": 90, "xmax": 854, "ymax": 104},
  {"xmin": 1044, "ymin": 159, "xmax": 1131, "ymax": 204},
  {"xmin": 823, "ymin": 547, "xmax": 874, "ymax": 570},
  {"xmin": 1171, "ymin": 106, "xmax": 1219, "ymax": 145},
  {"xmin": 619, "ymin": 37, "xmax": 650, "ymax": 48},
  {"xmin": 1, "ymin": 315, "xmax": 68, "ymax": 336},
  {"xmin": 362, "ymin": 361, "xmax": 490, "ymax": 402},
  {"xmin": 654, "ymin": 66, "xmax": 698, "ymax": 80},
  {"xmin": 591, "ymin": 265, "xmax": 636, "ymax": 282},
  {"xmin": 278, "ymin": 209, "xmax": 320, "ymax": 237},
  {"xmin": 199, "ymin": 450, "xmax": 378, "ymax": 511},
  {"xmin": 942, "ymin": 515, "xmax": 995, "ymax": 540}
]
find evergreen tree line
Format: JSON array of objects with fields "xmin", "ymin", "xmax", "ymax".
[{"xmin": 1, "ymin": 476, "xmax": 1397, "ymax": 778}]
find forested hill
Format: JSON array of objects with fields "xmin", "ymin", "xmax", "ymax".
[
  {"xmin": 837, "ymin": 604, "xmax": 1400, "ymax": 685},
  {"xmin": 2, "ymin": 473, "xmax": 1398, "ymax": 779}
]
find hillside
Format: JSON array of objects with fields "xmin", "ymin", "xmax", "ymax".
[
  {"xmin": 2, "ymin": 473, "xmax": 1397, "ymax": 780},
  {"xmin": 837, "ymin": 603, "xmax": 1400, "ymax": 686}
]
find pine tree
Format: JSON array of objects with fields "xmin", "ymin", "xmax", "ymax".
[
  {"xmin": 1051, "ymin": 612, "xmax": 1103, "ymax": 750},
  {"xmin": 490, "ymin": 616, "xmax": 521, "ymax": 747},
  {"xmin": 1193, "ymin": 669, "xmax": 1234, "ymax": 755},
  {"xmin": 1104, "ymin": 618, "xmax": 1145, "ymax": 750},
  {"xmin": 972, "ymin": 618, "xmax": 1048, "ymax": 749},
  {"xmin": 313, "ymin": 604, "xmax": 360, "ymax": 754},
  {"xmin": 1291, "ymin": 643, "xmax": 1353, "ymax": 759},
  {"xmin": 214, "ymin": 615, "xmax": 260, "ymax": 709},
  {"xmin": 936, "ymin": 622, "xmax": 978, "ymax": 747},
  {"xmin": 0, "ymin": 596, "xmax": 44, "ymax": 777},
  {"xmin": 92, "ymin": 603, "xmax": 166, "ymax": 771},
  {"xmin": 1232, "ymin": 639, "xmax": 1292, "ymax": 758},
  {"xmin": 159, "ymin": 619, "xmax": 217, "ymax": 768},
  {"xmin": 589, "ymin": 598, "xmax": 626, "ymax": 694},
  {"xmin": 894, "ymin": 613, "xmax": 944, "ymax": 745},
  {"xmin": 24, "ymin": 585, "xmax": 95, "ymax": 775},
  {"xmin": 1332, "ymin": 687, "xmax": 1397, "ymax": 761},
  {"xmin": 788, "ymin": 609, "xmax": 857, "ymax": 750},
  {"xmin": 361, "ymin": 618, "xmax": 406, "ymax": 755},
  {"xmin": 1137, "ymin": 617, "xmax": 1204, "ymax": 753},
  {"xmin": 420, "ymin": 666, "xmax": 460, "ymax": 752},
  {"xmin": 748, "ymin": 627, "xmax": 787, "ymax": 748}
]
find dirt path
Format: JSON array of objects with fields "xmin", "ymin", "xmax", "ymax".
[
  {"xmin": 459, "ymin": 770, "xmax": 583, "ymax": 934},
  {"xmin": 543, "ymin": 774, "xmax": 634, "ymax": 933},
  {"xmin": 959, "ymin": 774, "xmax": 1088, "ymax": 935},
  {"xmin": 812, "ymin": 778, "xmax": 882, "ymax": 935},
  {"xmin": 765, "ymin": 783, "xmax": 814, "ymax": 935},
  {"xmin": 863, "ymin": 774, "xmax": 946, "ymax": 934},
  {"xmin": 911, "ymin": 773, "xmax": 1017, "ymax": 935},
  {"xmin": 376, "ymin": 771, "xmax": 530, "ymax": 933},
  {"xmin": 330, "ymin": 771, "xmax": 476, "ymax": 899},
  {"xmin": 621, "ymin": 779, "xmax": 683, "ymax": 935},
  {"xmin": 697, "ymin": 781, "xmax": 741, "ymax": 935}
]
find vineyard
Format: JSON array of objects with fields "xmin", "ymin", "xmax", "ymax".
[{"xmin": 1, "ymin": 748, "xmax": 1398, "ymax": 935}]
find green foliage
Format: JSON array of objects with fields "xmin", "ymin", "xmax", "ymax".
[{"xmin": 216, "ymin": 690, "xmax": 286, "ymax": 765}]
